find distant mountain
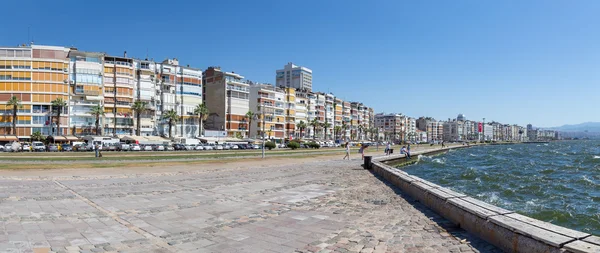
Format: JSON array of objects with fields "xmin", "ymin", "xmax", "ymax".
[{"xmin": 546, "ymin": 122, "xmax": 600, "ymax": 133}]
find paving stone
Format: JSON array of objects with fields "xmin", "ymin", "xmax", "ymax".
[{"xmin": 0, "ymin": 155, "xmax": 500, "ymax": 252}]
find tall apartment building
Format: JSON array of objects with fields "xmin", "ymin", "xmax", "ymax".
[
  {"xmin": 294, "ymin": 88, "xmax": 309, "ymax": 138},
  {"xmin": 443, "ymin": 120, "xmax": 464, "ymax": 142},
  {"xmin": 427, "ymin": 121, "xmax": 444, "ymax": 142},
  {"xmin": 249, "ymin": 84, "xmax": 286, "ymax": 141},
  {"xmin": 282, "ymin": 87, "xmax": 296, "ymax": 140},
  {"xmin": 0, "ymin": 45, "xmax": 70, "ymax": 137},
  {"xmin": 103, "ymin": 54, "xmax": 135, "ymax": 135},
  {"xmin": 203, "ymin": 67, "xmax": 250, "ymax": 137},
  {"xmin": 68, "ymin": 49, "xmax": 104, "ymax": 135},
  {"xmin": 276, "ymin": 62, "xmax": 313, "ymax": 91},
  {"xmin": 342, "ymin": 101, "xmax": 351, "ymax": 139},
  {"xmin": 324, "ymin": 93, "xmax": 334, "ymax": 140},
  {"xmin": 334, "ymin": 98, "xmax": 343, "ymax": 139},
  {"xmin": 375, "ymin": 113, "xmax": 406, "ymax": 142},
  {"xmin": 156, "ymin": 58, "xmax": 203, "ymax": 138},
  {"xmin": 134, "ymin": 59, "xmax": 159, "ymax": 136}
]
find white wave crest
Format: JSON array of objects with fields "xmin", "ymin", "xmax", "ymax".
[{"xmin": 593, "ymin": 155, "xmax": 600, "ymax": 159}]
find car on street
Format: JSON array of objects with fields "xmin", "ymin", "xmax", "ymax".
[
  {"xmin": 21, "ymin": 142, "xmax": 31, "ymax": 151},
  {"xmin": 117, "ymin": 143, "xmax": 130, "ymax": 151},
  {"xmin": 195, "ymin": 145, "xmax": 204, "ymax": 150},
  {"xmin": 173, "ymin": 144, "xmax": 186, "ymax": 151},
  {"xmin": 143, "ymin": 145, "xmax": 153, "ymax": 151},
  {"xmin": 73, "ymin": 143, "xmax": 86, "ymax": 151},
  {"xmin": 203, "ymin": 145, "xmax": 214, "ymax": 151},
  {"xmin": 61, "ymin": 144, "xmax": 73, "ymax": 152},
  {"xmin": 131, "ymin": 144, "xmax": 141, "ymax": 151},
  {"xmin": 165, "ymin": 145, "xmax": 175, "ymax": 151},
  {"xmin": 231, "ymin": 145, "xmax": 239, "ymax": 150},
  {"xmin": 32, "ymin": 141, "xmax": 46, "ymax": 152},
  {"xmin": 4, "ymin": 143, "xmax": 13, "ymax": 152},
  {"xmin": 185, "ymin": 144, "xmax": 195, "ymax": 151},
  {"xmin": 253, "ymin": 144, "xmax": 260, "ymax": 149},
  {"xmin": 215, "ymin": 145, "xmax": 224, "ymax": 150},
  {"xmin": 155, "ymin": 145, "xmax": 165, "ymax": 151},
  {"xmin": 48, "ymin": 144, "xmax": 59, "ymax": 152}
]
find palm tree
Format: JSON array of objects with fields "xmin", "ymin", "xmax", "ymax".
[
  {"xmin": 162, "ymin": 109, "xmax": 178, "ymax": 139},
  {"xmin": 132, "ymin": 100, "xmax": 147, "ymax": 136},
  {"xmin": 51, "ymin": 98, "xmax": 67, "ymax": 136},
  {"xmin": 89, "ymin": 105, "xmax": 105, "ymax": 135},
  {"xmin": 297, "ymin": 120, "xmax": 307, "ymax": 139},
  {"xmin": 245, "ymin": 110, "xmax": 255, "ymax": 138},
  {"xmin": 322, "ymin": 122, "xmax": 331, "ymax": 140},
  {"xmin": 6, "ymin": 96, "xmax": 21, "ymax": 135},
  {"xmin": 334, "ymin": 126, "xmax": 342, "ymax": 140},
  {"xmin": 309, "ymin": 118, "xmax": 319, "ymax": 140},
  {"xmin": 31, "ymin": 131, "xmax": 44, "ymax": 142},
  {"xmin": 194, "ymin": 103, "xmax": 210, "ymax": 137}
]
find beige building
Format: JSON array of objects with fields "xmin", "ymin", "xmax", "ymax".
[
  {"xmin": 203, "ymin": 67, "xmax": 250, "ymax": 137},
  {"xmin": 249, "ymin": 84, "xmax": 286, "ymax": 141}
]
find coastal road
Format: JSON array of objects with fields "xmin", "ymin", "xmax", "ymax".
[{"xmin": 0, "ymin": 150, "xmax": 500, "ymax": 253}]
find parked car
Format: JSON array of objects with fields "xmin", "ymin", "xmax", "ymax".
[
  {"xmin": 253, "ymin": 144, "xmax": 260, "ymax": 149},
  {"xmin": 173, "ymin": 144, "xmax": 186, "ymax": 151},
  {"xmin": 21, "ymin": 142, "xmax": 31, "ymax": 151},
  {"xmin": 117, "ymin": 143, "xmax": 131, "ymax": 151},
  {"xmin": 195, "ymin": 145, "xmax": 204, "ymax": 151},
  {"xmin": 215, "ymin": 145, "xmax": 224, "ymax": 150},
  {"xmin": 48, "ymin": 144, "xmax": 59, "ymax": 152},
  {"xmin": 73, "ymin": 143, "xmax": 86, "ymax": 151},
  {"xmin": 165, "ymin": 145, "xmax": 175, "ymax": 151},
  {"xmin": 231, "ymin": 145, "xmax": 239, "ymax": 150},
  {"xmin": 143, "ymin": 145, "xmax": 153, "ymax": 151},
  {"xmin": 131, "ymin": 144, "xmax": 141, "ymax": 151},
  {"xmin": 61, "ymin": 144, "xmax": 73, "ymax": 152},
  {"xmin": 4, "ymin": 143, "xmax": 13, "ymax": 152},
  {"xmin": 32, "ymin": 141, "xmax": 46, "ymax": 152},
  {"xmin": 204, "ymin": 145, "xmax": 214, "ymax": 151},
  {"xmin": 155, "ymin": 145, "xmax": 165, "ymax": 151}
]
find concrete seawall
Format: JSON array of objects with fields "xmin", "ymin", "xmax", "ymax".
[{"xmin": 368, "ymin": 146, "xmax": 600, "ymax": 253}]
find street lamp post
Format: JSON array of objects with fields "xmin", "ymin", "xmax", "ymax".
[{"xmin": 261, "ymin": 105, "xmax": 265, "ymax": 159}]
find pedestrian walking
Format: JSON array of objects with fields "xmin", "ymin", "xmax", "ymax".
[
  {"xmin": 441, "ymin": 141, "xmax": 446, "ymax": 148},
  {"xmin": 94, "ymin": 144, "xmax": 99, "ymax": 158},
  {"xmin": 343, "ymin": 142, "xmax": 350, "ymax": 160},
  {"xmin": 359, "ymin": 144, "xmax": 369, "ymax": 160}
]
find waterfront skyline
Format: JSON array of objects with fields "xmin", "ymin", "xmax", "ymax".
[{"xmin": 1, "ymin": 1, "xmax": 599, "ymax": 127}]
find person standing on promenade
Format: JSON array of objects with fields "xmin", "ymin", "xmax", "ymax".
[
  {"xmin": 343, "ymin": 142, "xmax": 350, "ymax": 160},
  {"xmin": 94, "ymin": 144, "xmax": 99, "ymax": 158},
  {"xmin": 407, "ymin": 144, "xmax": 411, "ymax": 153},
  {"xmin": 386, "ymin": 142, "xmax": 391, "ymax": 155},
  {"xmin": 441, "ymin": 141, "xmax": 446, "ymax": 148}
]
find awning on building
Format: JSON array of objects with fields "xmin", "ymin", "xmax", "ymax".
[
  {"xmin": 64, "ymin": 136, "xmax": 80, "ymax": 141},
  {"xmin": 86, "ymin": 96, "xmax": 103, "ymax": 101},
  {"xmin": 47, "ymin": 136, "xmax": 67, "ymax": 141},
  {"xmin": 0, "ymin": 135, "xmax": 18, "ymax": 141}
]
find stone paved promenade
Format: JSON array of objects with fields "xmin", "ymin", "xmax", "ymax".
[{"xmin": 0, "ymin": 155, "xmax": 501, "ymax": 253}]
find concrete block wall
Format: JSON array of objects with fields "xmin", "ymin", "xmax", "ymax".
[{"xmin": 369, "ymin": 147, "xmax": 600, "ymax": 253}]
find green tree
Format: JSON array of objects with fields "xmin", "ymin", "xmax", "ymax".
[
  {"xmin": 89, "ymin": 105, "xmax": 105, "ymax": 135},
  {"xmin": 334, "ymin": 125, "xmax": 342, "ymax": 140},
  {"xmin": 6, "ymin": 96, "xmax": 21, "ymax": 135},
  {"xmin": 132, "ymin": 100, "xmax": 147, "ymax": 136},
  {"xmin": 194, "ymin": 103, "xmax": 210, "ymax": 137},
  {"xmin": 30, "ymin": 131, "xmax": 44, "ymax": 142},
  {"xmin": 309, "ymin": 118, "xmax": 320, "ymax": 140},
  {"xmin": 245, "ymin": 110, "xmax": 255, "ymax": 138},
  {"xmin": 322, "ymin": 122, "xmax": 331, "ymax": 140},
  {"xmin": 297, "ymin": 120, "xmax": 307, "ymax": 139},
  {"xmin": 162, "ymin": 109, "xmax": 178, "ymax": 139},
  {"xmin": 51, "ymin": 98, "xmax": 67, "ymax": 136}
]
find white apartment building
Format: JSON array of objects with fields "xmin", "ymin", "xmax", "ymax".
[
  {"xmin": 276, "ymin": 62, "xmax": 313, "ymax": 91},
  {"xmin": 68, "ymin": 50, "xmax": 104, "ymax": 136}
]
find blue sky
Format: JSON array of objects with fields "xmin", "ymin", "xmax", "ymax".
[{"xmin": 2, "ymin": 0, "xmax": 599, "ymax": 127}]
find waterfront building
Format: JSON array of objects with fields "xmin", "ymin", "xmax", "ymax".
[
  {"xmin": 103, "ymin": 54, "xmax": 135, "ymax": 136},
  {"xmin": 276, "ymin": 62, "xmax": 313, "ymax": 91},
  {"xmin": 416, "ymin": 116, "xmax": 435, "ymax": 132},
  {"xmin": 156, "ymin": 59, "xmax": 203, "ymax": 138},
  {"xmin": 134, "ymin": 59, "xmax": 160, "ymax": 136},
  {"xmin": 293, "ymin": 88, "xmax": 309, "ymax": 139},
  {"xmin": 334, "ymin": 97, "xmax": 343, "ymax": 140},
  {"xmin": 375, "ymin": 113, "xmax": 405, "ymax": 142},
  {"xmin": 68, "ymin": 49, "xmax": 104, "ymax": 136},
  {"xmin": 249, "ymin": 84, "xmax": 286, "ymax": 141},
  {"xmin": 443, "ymin": 119, "xmax": 464, "ymax": 142},
  {"xmin": 342, "ymin": 101, "xmax": 351, "ymax": 140},
  {"xmin": 426, "ymin": 121, "xmax": 444, "ymax": 142},
  {"xmin": 203, "ymin": 67, "xmax": 250, "ymax": 138},
  {"xmin": 0, "ymin": 45, "xmax": 70, "ymax": 137},
  {"xmin": 282, "ymin": 87, "xmax": 296, "ymax": 140},
  {"xmin": 325, "ymin": 93, "xmax": 334, "ymax": 140}
]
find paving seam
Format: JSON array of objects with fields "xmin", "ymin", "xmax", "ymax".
[{"xmin": 53, "ymin": 180, "xmax": 176, "ymax": 252}]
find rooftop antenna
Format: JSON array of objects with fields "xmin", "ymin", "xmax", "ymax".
[{"xmin": 27, "ymin": 26, "xmax": 30, "ymax": 46}]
